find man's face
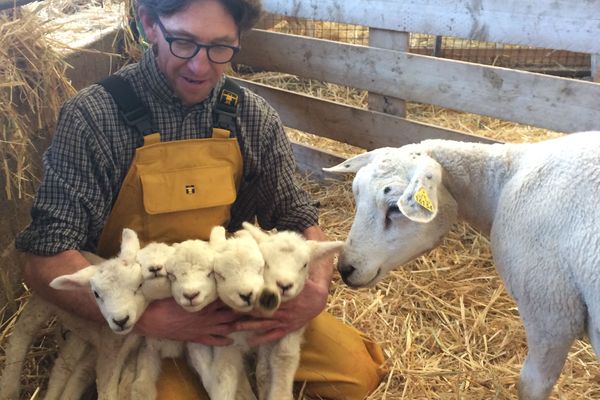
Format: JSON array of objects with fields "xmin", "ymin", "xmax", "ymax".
[{"xmin": 142, "ymin": 0, "xmax": 239, "ymax": 106}]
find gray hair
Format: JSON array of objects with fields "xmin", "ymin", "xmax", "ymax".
[{"xmin": 136, "ymin": 0, "xmax": 262, "ymax": 33}]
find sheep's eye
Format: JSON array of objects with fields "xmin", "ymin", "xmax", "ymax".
[
  {"xmin": 93, "ymin": 290, "xmax": 101, "ymax": 299},
  {"xmin": 137, "ymin": 282, "xmax": 143, "ymax": 290},
  {"xmin": 167, "ymin": 272, "xmax": 176, "ymax": 282},
  {"xmin": 301, "ymin": 263, "xmax": 308, "ymax": 270}
]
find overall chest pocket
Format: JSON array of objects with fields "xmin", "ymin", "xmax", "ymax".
[{"xmin": 139, "ymin": 165, "xmax": 237, "ymax": 242}]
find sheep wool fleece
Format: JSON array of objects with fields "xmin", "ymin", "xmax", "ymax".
[{"xmin": 97, "ymin": 132, "xmax": 385, "ymax": 399}]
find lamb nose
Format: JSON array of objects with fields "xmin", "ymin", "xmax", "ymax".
[
  {"xmin": 149, "ymin": 266, "xmax": 162, "ymax": 274},
  {"xmin": 277, "ymin": 282, "xmax": 293, "ymax": 294},
  {"xmin": 239, "ymin": 292, "xmax": 253, "ymax": 305},
  {"xmin": 338, "ymin": 265, "xmax": 356, "ymax": 281},
  {"xmin": 184, "ymin": 291, "xmax": 199, "ymax": 301},
  {"xmin": 113, "ymin": 316, "xmax": 129, "ymax": 328}
]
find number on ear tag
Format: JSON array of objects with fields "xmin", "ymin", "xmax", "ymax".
[{"xmin": 415, "ymin": 187, "xmax": 434, "ymax": 212}]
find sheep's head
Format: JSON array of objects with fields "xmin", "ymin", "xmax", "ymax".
[
  {"xmin": 212, "ymin": 228, "xmax": 265, "ymax": 312},
  {"xmin": 243, "ymin": 223, "xmax": 343, "ymax": 308},
  {"xmin": 166, "ymin": 240, "xmax": 217, "ymax": 312},
  {"xmin": 137, "ymin": 242, "xmax": 175, "ymax": 280},
  {"xmin": 50, "ymin": 228, "xmax": 146, "ymax": 334},
  {"xmin": 324, "ymin": 146, "xmax": 457, "ymax": 288}
]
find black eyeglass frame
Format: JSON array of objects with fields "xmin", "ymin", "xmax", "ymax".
[{"xmin": 154, "ymin": 17, "xmax": 240, "ymax": 64}]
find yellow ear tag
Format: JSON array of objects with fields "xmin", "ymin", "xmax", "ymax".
[{"xmin": 415, "ymin": 186, "xmax": 434, "ymax": 212}]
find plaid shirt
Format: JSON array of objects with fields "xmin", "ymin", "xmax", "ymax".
[{"xmin": 16, "ymin": 51, "xmax": 318, "ymax": 256}]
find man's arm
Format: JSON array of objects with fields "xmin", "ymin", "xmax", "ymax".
[{"xmin": 23, "ymin": 251, "xmax": 106, "ymax": 323}]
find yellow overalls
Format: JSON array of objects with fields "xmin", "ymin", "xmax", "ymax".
[{"xmin": 95, "ymin": 129, "xmax": 385, "ymax": 400}]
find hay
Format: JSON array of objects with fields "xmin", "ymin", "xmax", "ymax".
[{"xmin": 0, "ymin": 5, "xmax": 74, "ymax": 200}]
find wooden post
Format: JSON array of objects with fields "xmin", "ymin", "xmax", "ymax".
[
  {"xmin": 368, "ymin": 29, "xmax": 409, "ymax": 117},
  {"xmin": 592, "ymin": 54, "xmax": 600, "ymax": 83}
]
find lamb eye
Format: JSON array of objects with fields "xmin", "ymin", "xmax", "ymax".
[
  {"xmin": 93, "ymin": 291, "xmax": 100, "ymax": 299},
  {"xmin": 301, "ymin": 263, "xmax": 308, "ymax": 270},
  {"xmin": 137, "ymin": 282, "xmax": 143, "ymax": 290}
]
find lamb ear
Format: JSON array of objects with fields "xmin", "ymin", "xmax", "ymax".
[
  {"xmin": 323, "ymin": 148, "xmax": 396, "ymax": 173},
  {"xmin": 242, "ymin": 222, "xmax": 269, "ymax": 242},
  {"xmin": 209, "ymin": 225, "xmax": 227, "ymax": 247},
  {"xmin": 49, "ymin": 265, "xmax": 98, "ymax": 291},
  {"xmin": 119, "ymin": 228, "xmax": 140, "ymax": 263},
  {"xmin": 308, "ymin": 240, "xmax": 345, "ymax": 261},
  {"xmin": 397, "ymin": 158, "xmax": 442, "ymax": 223}
]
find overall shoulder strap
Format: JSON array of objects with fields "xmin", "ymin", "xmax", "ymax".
[
  {"xmin": 98, "ymin": 75, "xmax": 155, "ymax": 136},
  {"xmin": 213, "ymin": 77, "xmax": 244, "ymax": 138}
]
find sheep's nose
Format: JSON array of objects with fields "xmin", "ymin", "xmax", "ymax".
[
  {"xmin": 184, "ymin": 291, "xmax": 200, "ymax": 301},
  {"xmin": 259, "ymin": 289, "xmax": 280, "ymax": 311},
  {"xmin": 277, "ymin": 281, "xmax": 293, "ymax": 295},
  {"xmin": 239, "ymin": 291, "xmax": 253, "ymax": 305},
  {"xmin": 149, "ymin": 266, "xmax": 162, "ymax": 275},
  {"xmin": 338, "ymin": 265, "xmax": 356, "ymax": 282},
  {"xmin": 113, "ymin": 316, "xmax": 129, "ymax": 329}
]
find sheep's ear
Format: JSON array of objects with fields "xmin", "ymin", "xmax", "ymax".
[
  {"xmin": 242, "ymin": 222, "xmax": 269, "ymax": 242},
  {"xmin": 209, "ymin": 226, "xmax": 227, "ymax": 247},
  {"xmin": 323, "ymin": 148, "xmax": 396, "ymax": 174},
  {"xmin": 308, "ymin": 240, "xmax": 345, "ymax": 261},
  {"xmin": 119, "ymin": 228, "xmax": 140, "ymax": 263},
  {"xmin": 50, "ymin": 266, "xmax": 97, "ymax": 291},
  {"xmin": 397, "ymin": 158, "xmax": 442, "ymax": 223}
]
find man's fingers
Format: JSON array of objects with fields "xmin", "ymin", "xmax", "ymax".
[
  {"xmin": 190, "ymin": 335, "xmax": 234, "ymax": 347},
  {"xmin": 234, "ymin": 319, "xmax": 284, "ymax": 332},
  {"xmin": 247, "ymin": 328, "xmax": 288, "ymax": 347}
]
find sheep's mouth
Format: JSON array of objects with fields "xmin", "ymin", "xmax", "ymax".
[{"xmin": 348, "ymin": 268, "xmax": 381, "ymax": 288}]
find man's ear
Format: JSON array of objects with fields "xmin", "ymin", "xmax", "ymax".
[
  {"xmin": 397, "ymin": 157, "xmax": 443, "ymax": 223},
  {"xmin": 137, "ymin": 6, "xmax": 158, "ymax": 44}
]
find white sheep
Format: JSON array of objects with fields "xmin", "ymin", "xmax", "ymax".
[
  {"xmin": 49, "ymin": 230, "xmax": 178, "ymax": 400},
  {"xmin": 324, "ymin": 131, "xmax": 600, "ymax": 400},
  {"xmin": 242, "ymin": 222, "xmax": 344, "ymax": 400},
  {"xmin": 0, "ymin": 246, "xmax": 138, "ymax": 400},
  {"xmin": 182, "ymin": 226, "xmax": 263, "ymax": 400}
]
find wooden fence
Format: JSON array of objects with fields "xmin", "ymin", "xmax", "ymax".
[{"xmin": 234, "ymin": 0, "xmax": 600, "ymax": 178}]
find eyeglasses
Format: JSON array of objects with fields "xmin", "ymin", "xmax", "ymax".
[{"xmin": 155, "ymin": 17, "xmax": 240, "ymax": 64}]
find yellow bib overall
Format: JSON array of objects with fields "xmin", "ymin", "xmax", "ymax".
[{"xmin": 96, "ymin": 130, "xmax": 385, "ymax": 400}]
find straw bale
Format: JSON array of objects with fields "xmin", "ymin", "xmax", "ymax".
[{"xmin": 0, "ymin": 6, "xmax": 74, "ymax": 200}]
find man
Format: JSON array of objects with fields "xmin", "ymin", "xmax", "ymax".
[{"xmin": 16, "ymin": 0, "xmax": 385, "ymax": 398}]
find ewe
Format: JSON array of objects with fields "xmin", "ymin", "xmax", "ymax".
[
  {"xmin": 324, "ymin": 131, "xmax": 600, "ymax": 400},
  {"xmin": 242, "ymin": 222, "xmax": 344, "ymax": 400}
]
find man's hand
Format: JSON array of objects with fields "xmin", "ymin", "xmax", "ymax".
[{"xmin": 134, "ymin": 299, "xmax": 243, "ymax": 346}]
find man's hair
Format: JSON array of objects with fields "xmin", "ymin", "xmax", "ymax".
[{"xmin": 137, "ymin": 0, "xmax": 262, "ymax": 33}]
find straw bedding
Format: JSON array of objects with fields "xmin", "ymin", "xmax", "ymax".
[{"xmin": 1, "ymin": 4, "xmax": 599, "ymax": 400}]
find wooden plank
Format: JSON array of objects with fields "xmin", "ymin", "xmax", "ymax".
[
  {"xmin": 237, "ymin": 30, "xmax": 600, "ymax": 133},
  {"xmin": 261, "ymin": 0, "xmax": 600, "ymax": 54},
  {"xmin": 291, "ymin": 140, "xmax": 347, "ymax": 180},
  {"xmin": 368, "ymin": 29, "xmax": 408, "ymax": 117},
  {"xmin": 233, "ymin": 78, "xmax": 496, "ymax": 149}
]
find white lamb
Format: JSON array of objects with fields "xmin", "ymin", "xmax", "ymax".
[
  {"xmin": 181, "ymin": 226, "xmax": 264, "ymax": 400},
  {"xmin": 50, "ymin": 231, "xmax": 178, "ymax": 400},
  {"xmin": 324, "ymin": 131, "xmax": 600, "ymax": 400},
  {"xmin": 1, "ymin": 229, "xmax": 144, "ymax": 400},
  {"xmin": 242, "ymin": 222, "xmax": 344, "ymax": 400}
]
